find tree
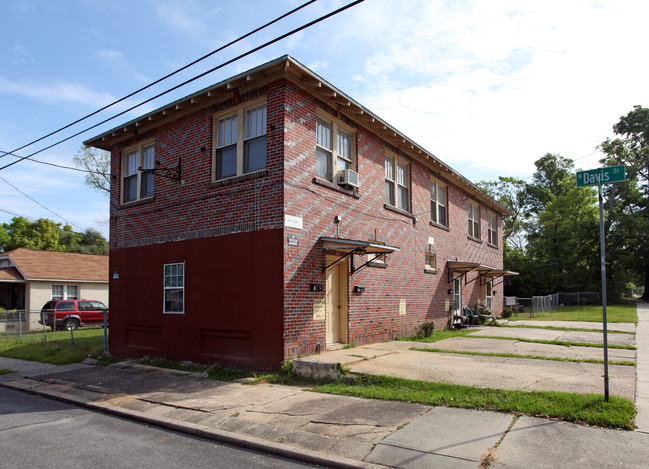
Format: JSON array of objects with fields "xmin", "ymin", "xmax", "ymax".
[
  {"xmin": 477, "ymin": 176, "xmax": 530, "ymax": 249},
  {"xmin": 73, "ymin": 146, "xmax": 111, "ymax": 196},
  {"xmin": 600, "ymin": 105, "xmax": 649, "ymax": 299},
  {"xmin": 1, "ymin": 217, "xmax": 63, "ymax": 252},
  {"xmin": 1, "ymin": 217, "xmax": 108, "ymax": 255},
  {"xmin": 480, "ymin": 154, "xmax": 602, "ymax": 298}
]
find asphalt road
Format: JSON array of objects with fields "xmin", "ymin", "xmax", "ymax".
[{"xmin": 0, "ymin": 387, "xmax": 321, "ymax": 469}]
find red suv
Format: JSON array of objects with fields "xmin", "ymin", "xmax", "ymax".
[{"xmin": 39, "ymin": 299, "xmax": 109, "ymax": 331}]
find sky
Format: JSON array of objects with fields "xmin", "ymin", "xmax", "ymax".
[{"xmin": 1, "ymin": 0, "xmax": 647, "ymax": 240}]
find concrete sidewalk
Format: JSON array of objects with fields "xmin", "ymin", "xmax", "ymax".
[
  {"xmin": 2, "ymin": 355, "xmax": 648, "ymax": 468},
  {"xmin": 1, "ymin": 301, "xmax": 648, "ymax": 467}
]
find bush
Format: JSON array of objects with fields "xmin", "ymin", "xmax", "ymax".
[
  {"xmin": 502, "ymin": 308, "xmax": 513, "ymax": 318},
  {"xmin": 416, "ymin": 321, "xmax": 435, "ymax": 338}
]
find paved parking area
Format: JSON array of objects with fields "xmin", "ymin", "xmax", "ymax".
[{"xmin": 306, "ymin": 322, "xmax": 637, "ymax": 399}]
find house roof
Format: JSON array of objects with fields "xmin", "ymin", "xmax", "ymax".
[
  {"xmin": 0, "ymin": 248, "xmax": 108, "ymax": 282},
  {"xmin": 0, "ymin": 267, "xmax": 23, "ymax": 282},
  {"xmin": 84, "ymin": 55, "xmax": 512, "ymax": 216}
]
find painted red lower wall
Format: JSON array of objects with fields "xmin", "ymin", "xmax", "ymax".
[{"xmin": 108, "ymin": 230, "xmax": 285, "ymax": 370}]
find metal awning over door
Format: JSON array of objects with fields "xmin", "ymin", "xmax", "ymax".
[{"xmin": 320, "ymin": 237, "xmax": 400, "ymax": 274}]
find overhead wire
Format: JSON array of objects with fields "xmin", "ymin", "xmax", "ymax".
[
  {"xmin": 0, "ymin": 0, "xmax": 366, "ymax": 172},
  {"xmin": 0, "ymin": 149, "xmax": 105, "ymax": 175},
  {"xmin": 0, "ymin": 0, "xmax": 318, "ymax": 162},
  {"xmin": 0, "ymin": 0, "xmax": 365, "ymax": 236},
  {"xmin": 0, "ymin": 175, "xmax": 83, "ymax": 232}
]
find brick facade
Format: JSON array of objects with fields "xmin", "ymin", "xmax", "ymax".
[{"xmin": 88, "ymin": 56, "xmax": 508, "ymax": 369}]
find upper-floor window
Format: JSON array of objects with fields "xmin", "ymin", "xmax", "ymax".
[
  {"xmin": 213, "ymin": 102, "xmax": 267, "ymax": 180},
  {"xmin": 468, "ymin": 201, "xmax": 480, "ymax": 239},
  {"xmin": 430, "ymin": 179, "xmax": 447, "ymax": 227},
  {"xmin": 385, "ymin": 153, "xmax": 409, "ymax": 211},
  {"xmin": 315, "ymin": 114, "xmax": 355, "ymax": 183},
  {"xmin": 122, "ymin": 141, "xmax": 155, "ymax": 203},
  {"xmin": 488, "ymin": 211, "xmax": 498, "ymax": 246}
]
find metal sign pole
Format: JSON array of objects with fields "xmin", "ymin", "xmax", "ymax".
[{"xmin": 598, "ymin": 183, "xmax": 610, "ymax": 402}]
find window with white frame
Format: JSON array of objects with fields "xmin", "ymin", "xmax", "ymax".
[
  {"xmin": 488, "ymin": 211, "xmax": 498, "ymax": 246},
  {"xmin": 315, "ymin": 114, "xmax": 355, "ymax": 183},
  {"xmin": 164, "ymin": 263, "xmax": 184, "ymax": 314},
  {"xmin": 122, "ymin": 141, "xmax": 155, "ymax": 203},
  {"xmin": 51, "ymin": 285, "xmax": 79, "ymax": 300},
  {"xmin": 430, "ymin": 179, "xmax": 447, "ymax": 227},
  {"xmin": 468, "ymin": 201, "xmax": 480, "ymax": 239},
  {"xmin": 214, "ymin": 102, "xmax": 267, "ymax": 180},
  {"xmin": 385, "ymin": 153, "xmax": 410, "ymax": 211}
]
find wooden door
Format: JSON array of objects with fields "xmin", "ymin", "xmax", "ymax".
[{"xmin": 326, "ymin": 255, "xmax": 348, "ymax": 344}]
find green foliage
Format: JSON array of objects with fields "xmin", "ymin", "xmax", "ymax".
[
  {"xmin": 0, "ymin": 328, "xmax": 108, "ymax": 365},
  {"xmin": 599, "ymin": 105, "xmax": 649, "ymax": 299},
  {"xmin": 507, "ymin": 304, "xmax": 637, "ymax": 324},
  {"xmin": 502, "ymin": 308, "xmax": 513, "ymax": 318},
  {"xmin": 312, "ymin": 374, "xmax": 636, "ymax": 429},
  {"xmin": 0, "ymin": 217, "xmax": 107, "ymax": 255},
  {"xmin": 279, "ymin": 359, "xmax": 294, "ymax": 377},
  {"xmin": 397, "ymin": 328, "xmax": 473, "ymax": 343},
  {"xmin": 416, "ymin": 321, "xmax": 435, "ymax": 338}
]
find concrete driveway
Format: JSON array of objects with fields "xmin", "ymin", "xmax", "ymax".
[{"xmin": 304, "ymin": 322, "xmax": 637, "ymax": 400}]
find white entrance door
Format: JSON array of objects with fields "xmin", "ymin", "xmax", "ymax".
[
  {"xmin": 326, "ymin": 255, "xmax": 348, "ymax": 345},
  {"xmin": 453, "ymin": 277, "xmax": 462, "ymax": 316}
]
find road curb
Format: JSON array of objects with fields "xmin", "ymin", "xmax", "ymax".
[{"xmin": 0, "ymin": 378, "xmax": 387, "ymax": 469}]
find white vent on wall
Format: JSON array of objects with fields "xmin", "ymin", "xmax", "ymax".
[{"xmin": 338, "ymin": 169, "xmax": 359, "ymax": 188}]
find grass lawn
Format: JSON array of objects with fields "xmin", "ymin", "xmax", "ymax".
[
  {"xmin": 309, "ymin": 374, "xmax": 636, "ymax": 430},
  {"xmin": 0, "ymin": 328, "xmax": 108, "ymax": 365},
  {"xmin": 509, "ymin": 304, "xmax": 637, "ymax": 323}
]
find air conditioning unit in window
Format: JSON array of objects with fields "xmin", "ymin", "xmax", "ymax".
[{"xmin": 338, "ymin": 169, "xmax": 359, "ymax": 188}]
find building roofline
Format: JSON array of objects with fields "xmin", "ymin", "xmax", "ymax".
[{"xmin": 84, "ymin": 55, "xmax": 512, "ymax": 216}]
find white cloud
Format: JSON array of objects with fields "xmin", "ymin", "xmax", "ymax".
[
  {"xmin": 0, "ymin": 76, "xmax": 116, "ymax": 108},
  {"xmin": 97, "ymin": 49, "xmax": 124, "ymax": 61},
  {"xmin": 337, "ymin": 0, "xmax": 649, "ymax": 179},
  {"xmin": 11, "ymin": 44, "xmax": 35, "ymax": 64}
]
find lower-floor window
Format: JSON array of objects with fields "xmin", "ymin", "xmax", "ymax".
[
  {"xmin": 164, "ymin": 263, "xmax": 184, "ymax": 314},
  {"xmin": 52, "ymin": 284, "xmax": 79, "ymax": 300}
]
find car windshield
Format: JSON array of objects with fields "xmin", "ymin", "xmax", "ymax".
[
  {"xmin": 91, "ymin": 301, "xmax": 107, "ymax": 309},
  {"xmin": 41, "ymin": 301, "xmax": 55, "ymax": 310}
]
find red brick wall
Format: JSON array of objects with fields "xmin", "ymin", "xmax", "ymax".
[
  {"xmin": 107, "ymin": 82, "xmax": 288, "ymax": 369},
  {"xmin": 280, "ymin": 81, "xmax": 504, "ymax": 357},
  {"xmin": 107, "ymin": 75, "xmax": 505, "ymax": 366}
]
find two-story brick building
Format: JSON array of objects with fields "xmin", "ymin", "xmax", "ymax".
[{"xmin": 85, "ymin": 56, "xmax": 515, "ymax": 370}]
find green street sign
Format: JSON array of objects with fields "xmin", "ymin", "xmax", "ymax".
[{"xmin": 576, "ymin": 165, "xmax": 626, "ymax": 187}]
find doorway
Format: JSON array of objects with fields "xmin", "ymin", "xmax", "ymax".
[
  {"xmin": 325, "ymin": 255, "xmax": 348, "ymax": 345},
  {"xmin": 453, "ymin": 277, "xmax": 462, "ymax": 316}
]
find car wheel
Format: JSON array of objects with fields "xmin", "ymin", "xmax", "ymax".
[{"xmin": 63, "ymin": 319, "xmax": 79, "ymax": 331}]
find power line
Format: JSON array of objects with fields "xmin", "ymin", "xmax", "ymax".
[
  {"xmin": 0, "ymin": 0, "xmax": 318, "ymax": 162},
  {"xmin": 0, "ymin": 175, "xmax": 84, "ymax": 233},
  {"xmin": 0, "ymin": 0, "xmax": 366, "ymax": 172},
  {"xmin": 0, "ymin": 149, "xmax": 107, "ymax": 175},
  {"xmin": 0, "ymin": 207, "xmax": 39, "ymax": 222}
]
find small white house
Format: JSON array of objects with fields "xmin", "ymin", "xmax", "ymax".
[{"xmin": 0, "ymin": 248, "xmax": 108, "ymax": 329}]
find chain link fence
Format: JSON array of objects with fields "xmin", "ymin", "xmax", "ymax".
[
  {"xmin": 0, "ymin": 310, "xmax": 108, "ymax": 353},
  {"xmin": 505, "ymin": 292, "xmax": 601, "ymax": 316}
]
